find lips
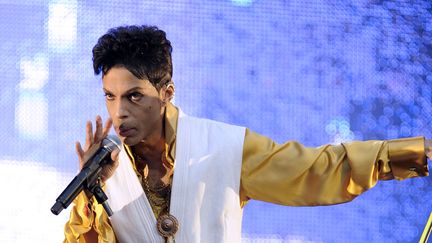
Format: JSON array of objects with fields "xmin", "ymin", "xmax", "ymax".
[{"xmin": 117, "ymin": 124, "xmax": 136, "ymax": 137}]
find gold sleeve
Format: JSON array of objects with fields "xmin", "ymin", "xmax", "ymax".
[
  {"xmin": 63, "ymin": 191, "xmax": 116, "ymax": 243},
  {"xmin": 240, "ymin": 128, "xmax": 428, "ymax": 206}
]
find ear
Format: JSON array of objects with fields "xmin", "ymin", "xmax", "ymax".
[{"xmin": 160, "ymin": 82, "xmax": 175, "ymax": 103}]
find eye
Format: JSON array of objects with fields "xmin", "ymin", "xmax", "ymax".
[
  {"xmin": 104, "ymin": 93, "xmax": 114, "ymax": 101},
  {"xmin": 129, "ymin": 92, "xmax": 143, "ymax": 102}
]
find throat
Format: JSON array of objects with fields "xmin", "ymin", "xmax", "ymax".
[
  {"xmin": 132, "ymin": 145, "xmax": 173, "ymax": 187},
  {"xmin": 133, "ymin": 136, "xmax": 166, "ymax": 165}
]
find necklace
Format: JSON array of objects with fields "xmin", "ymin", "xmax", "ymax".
[{"xmin": 134, "ymin": 151, "xmax": 179, "ymax": 241}]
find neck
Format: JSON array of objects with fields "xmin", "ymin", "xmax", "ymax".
[
  {"xmin": 132, "ymin": 109, "xmax": 166, "ymax": 167},
  {"xmin": 136, "ymin": 135, "xmax": 165, "ymax": 158}
]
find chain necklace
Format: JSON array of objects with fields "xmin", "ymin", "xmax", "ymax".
[{"xmin": 134, "ymin": 152, "xmax": 179, "ymax": 242}]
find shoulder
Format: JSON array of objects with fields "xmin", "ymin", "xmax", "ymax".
[{"xmin": 179, "ymin": 111, "xmax": 245, "ymax": 131}]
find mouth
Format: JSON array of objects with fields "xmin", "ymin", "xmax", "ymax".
[{"xmin": 117, "ymin": 125, "xmax": 136, "ymax": 137}]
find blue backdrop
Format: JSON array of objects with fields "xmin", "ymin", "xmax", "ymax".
[{"xmin": 0, "ymin": 0, "xmax": 431, "ymax": 242}]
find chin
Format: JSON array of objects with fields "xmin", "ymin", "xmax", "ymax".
[{"xmin": 121, "ymin": 136, "xmax": 141, "ymax": 146}]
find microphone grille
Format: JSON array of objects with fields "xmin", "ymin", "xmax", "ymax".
[{"xmin": 102, "ymin": 135, "xmax": 122, "ymax": 152}]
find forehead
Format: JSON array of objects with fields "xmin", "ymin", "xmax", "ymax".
[{"xmin": 102, "ymin": 66, "xmax": 154, "ymax": 93}]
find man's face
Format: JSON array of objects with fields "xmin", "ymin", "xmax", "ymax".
[{"xmin": 102, "ymin": 66, "xmax": 164, "ymax": 146}]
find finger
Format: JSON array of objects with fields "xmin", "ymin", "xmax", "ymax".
[
  {"xmin": 84, "ymin": 121, "xmax": 93, "ymax": 151},
  {"xmin": 94, "ymin": 115, "xmax": 103, "ymax": 143},
  {"xmin": 75, "ymin": 141, "xmax": 84, "ymax": 158},
  {"xmin": 100, "ymin": 174, "xmax": 107, "ymax": 183},
  {"xmin": 75, "ymin": 141, "xmax": 85, "ymax": 169},
  {"xmin": 102, "ymin": 118, "xmax": 113, "ymax": 138},
  {"xmin": 110, "ymin": 149, "xmax": 120, "ymax": 173},
  {"xmin": 110, "ymin": 148, "xmax": 120, "ymax": 162},
  {"xmin": 100, "ymin": 149, "xmax": 120, "ymax": 183}
]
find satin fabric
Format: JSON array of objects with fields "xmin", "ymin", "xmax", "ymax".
[{"xmin": 63, "ymin": 102, "xmax": 427, "ymax": 242}]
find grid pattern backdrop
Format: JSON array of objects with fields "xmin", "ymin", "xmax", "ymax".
[{"xmin": 0, "ymin": 0, "xmax": 431, "ymax": 242}]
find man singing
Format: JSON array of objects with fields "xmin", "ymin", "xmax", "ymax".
[{"xmin": 63, "ymin": 25, "xmax": 429, "ymax": 243}]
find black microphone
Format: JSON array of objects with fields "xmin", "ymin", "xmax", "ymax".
[{"xmin": 51, "ymin": 135, "xmax": 121, "ymax": 215}]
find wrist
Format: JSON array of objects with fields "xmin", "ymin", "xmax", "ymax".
[{"xmin": 425, "ymin": 139, "xmax": 432, "ymax": 159}]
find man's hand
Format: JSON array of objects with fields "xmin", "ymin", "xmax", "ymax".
[
  {"xmin": 425, "ymin": 139, "xmax": 432, "ymax": 159},
  {"xmin": 75, "ymin": 115, "xmax": 120, "ymax": 183}
]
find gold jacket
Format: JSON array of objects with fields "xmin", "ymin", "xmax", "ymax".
[{"xmin": 64, "ymin": 102, "xmax": 427, "ymax": 242}]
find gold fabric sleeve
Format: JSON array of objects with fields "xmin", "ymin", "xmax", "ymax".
[
  {"xmin": 63, "ymin": 191, "xmax": 115, "ymax": 243},
  {"xmin": 388, "ymin": 136, "xmax": 428, "ymax": 179},
  {"xmin": 240, "ymin": 129, "xmax": 428, "ymax": 206}
]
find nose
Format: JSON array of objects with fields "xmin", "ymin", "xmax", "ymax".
[{"xmin": 114, "ymin": 99, "xmax": 129, "ymax": 119}]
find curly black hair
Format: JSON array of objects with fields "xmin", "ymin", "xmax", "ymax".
[{"xmin": 92, "ymin": 25, "xmax": 173, "ymax": 88}]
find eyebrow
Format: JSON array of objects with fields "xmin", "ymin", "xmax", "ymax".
[{"xmin": 103, "ymin": 87, "xmax": 144, "ymax": 96}]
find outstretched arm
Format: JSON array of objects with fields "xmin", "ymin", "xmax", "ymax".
[{"xmin": 240, "ymin": 129, "xmax": 427, "ymax": 206}]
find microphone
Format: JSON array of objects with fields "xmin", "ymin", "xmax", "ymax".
[{"xmin": 51, "ymin": 135, "xmax": 121, "ymax": 216}]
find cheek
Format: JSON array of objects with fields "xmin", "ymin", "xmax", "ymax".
[
  {"xmin": 136, "ymin": 102, "xmax": 162, "ymax": 123},
  {"xmin": 105, "ymin": 102, "xmax": 115, "ymax": 117},
  {"xmin": 142, "ymin": 98, "xmax": 162, "ymax": 113},
  {"xmin": 142, "ymin": 104, "xmax": 160, "ymax": 118}
]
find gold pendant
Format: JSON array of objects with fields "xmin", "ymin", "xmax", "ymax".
[{"xmin": 157, "ymin": 214, "xmax": 179, "ymax": 238}]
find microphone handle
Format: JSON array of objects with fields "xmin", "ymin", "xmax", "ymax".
[{"xmin": 51, "ymin": 147, "xmax": 111, "ymax": 215}]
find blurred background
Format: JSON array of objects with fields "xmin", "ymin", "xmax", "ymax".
[{"xmin": 0, "ymin": 0, "xmax": 431, "ymax": 242}]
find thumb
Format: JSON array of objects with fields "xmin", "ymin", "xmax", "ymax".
[{"xmin": 110, "ymin": 148, "xmax": 120, "ymax": 162}]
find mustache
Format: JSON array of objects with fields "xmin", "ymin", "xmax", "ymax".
[{"xmin": 118, "ymin": 123, "xmax": 133, "ymax": 131}]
